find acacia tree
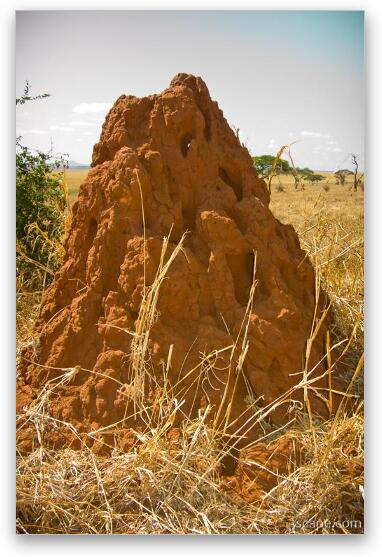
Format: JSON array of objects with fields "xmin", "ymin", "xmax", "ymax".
[
  {"xmin": 253, "ymin": 154, "xmax": 292, "ymax": 193},
  {"xmin": 306, "ymin": 173, "xmax": 325, "ymax": 186},
  {"xmin": 253, "ymin": 155, "xmax": 291, "ymax": 177},
  {"xmin": 334, "ymin": 169, "xmax": 352, "ymax": 186},
  {"xmin": 296, "ymin": 167, "xmax": 314, "ymax": 189}
]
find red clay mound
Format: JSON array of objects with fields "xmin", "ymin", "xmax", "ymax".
[{"xmin": 18, "ymin": 74, "xmax": 334, "ymax": 448}]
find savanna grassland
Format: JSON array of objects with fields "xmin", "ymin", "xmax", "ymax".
[
  {"xmin": 16, "ymin": 169, "xmax": 364, "ymax": 535},
  {"xmin": 270, "ymin": 173, "xmax": 364, "ymax": 354},
  {"xmin": 65, "ymin": 169, "xmax": 90, "ymax": 202}
]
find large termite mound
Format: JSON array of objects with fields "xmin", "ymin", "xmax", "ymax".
[{"xmin": 19, "ymin": 74, "xmax": 334, "ymax": 444}]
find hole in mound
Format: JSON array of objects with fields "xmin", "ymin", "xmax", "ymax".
[
  {"xmin": 226, "ymin": 251, "xmax": 254, "ymax": 306},
  {"xmin": 180, "ymin": 134, "xmax": 193, "ymax": 157},
  {"xmin": 219, "ymin": 167, "xmax": 243, "ymax": 201},
  {"xmin": 86, "ymin": 218, "xmax": 98, "ymax": 247},
  {"xmin": 182, "ymin": 206, "xmax": 196, "ymax": 231}
]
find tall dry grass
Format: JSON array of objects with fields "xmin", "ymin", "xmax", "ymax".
[
  {"xmin": 16, "ymin": 169, "xmax": 71, "ymax": 352},
  {"xmin": 16, "ymin": 176, "xmax": 364, "ymax": 535},
  {"xmin": 270, "ymin": 178, "xmax": 364, "ymax": 366}
]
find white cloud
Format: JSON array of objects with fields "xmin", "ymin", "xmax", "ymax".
[
  {"xmin": 49, "ymin": 125, "xmax": 74, "ymax": 132},
  {"xmin": 301, "ymin": 131, "xmax": 330, "ymax": 139},
  {"xmin": 17, "ymin": 128, "xmax": 48, "ymax": 135},
  {"xmin": 288, "ymin": 132, "xmax": 295, "ymax": 137},
  {"xmin": 68, "ymin": 120, "xmax": 96, "ymax": 127},
  {"xmin": 72, "ymin": 102, "xmax": 112, "ymax": 114},
  {"xmin": 315, "ymin": 144, "xmax": 343, "ymax": 153},
  {"xmin": 83, "ymin": 131, "xmax": 95, "ymax": 136},
  {"xmin": 325, "ymin": 140, "xmax": 337, "ymax": 145}
]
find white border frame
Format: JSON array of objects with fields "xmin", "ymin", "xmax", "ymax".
[{"xmin": 2, "ymin": 1, "xmax": 380, "ymax": 554}]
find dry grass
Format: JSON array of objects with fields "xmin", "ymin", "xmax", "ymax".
[
  {"xmin": 64, "ymin": 168, "xmax": 89, "ymax": 203},
  {"xmin": 16, "ymin": 173, "xmax": 364, "ymax": 535},
  {"xmin": 16, "ymin": 408, "xmax": 363, "ymax": 534},
  {"xmin": 270, "ymin": 175, "xmax": 364, "ymax": 362}
]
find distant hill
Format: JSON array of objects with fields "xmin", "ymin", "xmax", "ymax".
[{"xmin": 67, "ymin": 160, "xmax": 91, "ymax": 169}]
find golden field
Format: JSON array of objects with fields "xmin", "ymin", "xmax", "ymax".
[{"xmin": 64, "ymin": 168, "xmax": 90, "ymax": 202}]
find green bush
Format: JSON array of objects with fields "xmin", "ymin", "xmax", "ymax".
[{"xmin": 16, "ymin": 83, "xmax": 68, "ymax": 291}]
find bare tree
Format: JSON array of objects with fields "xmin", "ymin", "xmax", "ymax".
[{"xmin": 351, "ymin": 154, "xmax": 359, "ymax": 192}]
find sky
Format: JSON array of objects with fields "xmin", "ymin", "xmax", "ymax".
[{"xmin": 16, "ymin": 11, "xmax": 364, "ymax": 170}]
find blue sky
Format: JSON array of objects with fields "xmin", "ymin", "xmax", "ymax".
[{"xmin": 16, "ymin": 11, "xmax": 364, "ymax": 170}]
